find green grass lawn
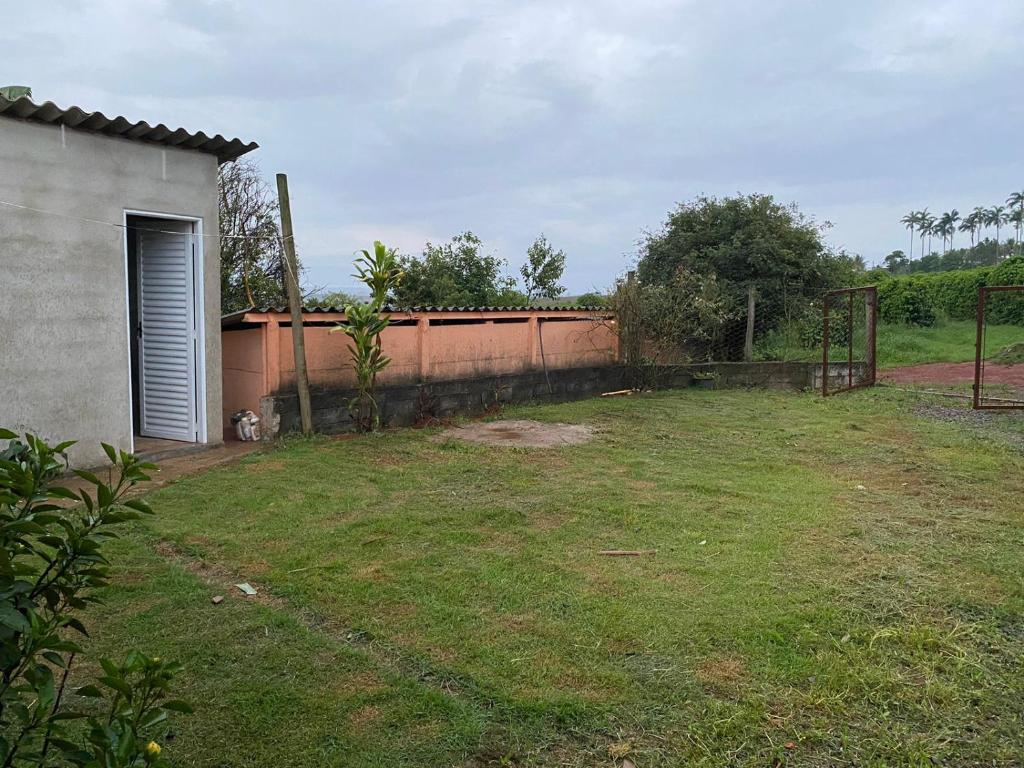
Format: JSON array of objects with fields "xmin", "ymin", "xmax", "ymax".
[
  {"xmin": 877, "ymin": 319, "xmax": 1023, "ymax": 369},
  {"xmin": 82, "ymin": 389, "xmax": 1024, "ymax": 766}
]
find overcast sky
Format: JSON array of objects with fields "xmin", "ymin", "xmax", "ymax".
[{"xmin": 10, "ymin": 0, "xmax": 1024, "ymax": 294}]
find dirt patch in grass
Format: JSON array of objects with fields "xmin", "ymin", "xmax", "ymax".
[
  {"xmin": 153, "ymin": 540, "xmax": 283, "ymax": 609},
  {"xmin": 335, "ymin": 670, "xmax": 388, "ymax": 696},
  {"xmin": 696, "ymin": 655, "xmax": 746, "ymax": 687},
  {"xmin": 439, "ymin": 419, "xmax": 594, "ymax": 449},
  {"xmin": 347, "ymin": 704, "xmax": 382, "ymax": 730}
]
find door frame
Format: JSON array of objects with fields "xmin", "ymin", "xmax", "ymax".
[{"xmin": 122, "ymin": 209, "xmax": 208, "ymax": 451}]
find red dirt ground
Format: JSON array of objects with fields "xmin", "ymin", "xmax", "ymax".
[{"xmin": 881, "ymin": 362, "xmax": 1024, "ymax": 388}]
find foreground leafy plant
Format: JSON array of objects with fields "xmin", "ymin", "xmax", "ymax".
[
  {"xmin": 0, "ymin": 430, "xmax": 190, "ymax": 766},
  {"xmin": 332, "ymin": 241, "xmax": 404, "ymax": 431}
]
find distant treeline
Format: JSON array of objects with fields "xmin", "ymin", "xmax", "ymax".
[
  {"xmin": 880, "ymin": 238, "xmax": 1018, "ymax": 276},
  {"xmin": 873, "ymin": 256, "xmax": 1024, "ymax": 327}
]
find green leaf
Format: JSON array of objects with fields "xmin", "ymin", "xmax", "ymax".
[
  {"xmin": 42, "ymin": 651, "xmax": 67, "ymax": 668},
  {"xmin": 73, "ymin": 470, "xmax": 101, "ymax": 486},
  {"xmin": 101, "ymin": 443, "xmax": 117, "ymax": 464},
  {"xmin": 0, "ymin": 602, "xmax": 30, "ymax": 632},
  {"xmin": 96, "ymin": 483, "xmax": 113, "ymax": 509},
  {"xmin": 74, "ymin": 685, "xmax": 104, "ymax": 698},
  {"xmin": 97, "ymin": 675, "xmax": 133, "ymax": 698},
  {"xmin": 160, "ymin": 699, "xmax": 194, "ymax": 714},
  {"xmin": 0, "ymin": 429, "xmax": 17, "ymax": 440},
  {"xmin": 123, "ymin": 499, "xmax": 153, "ymax": 515},
  {"xmin": 138, "ymin": 709, "xmax": 168, "ymax": 728},
  {"xmin": 64, "ymin": 617, "xmax": 90, "ymax": 637}
]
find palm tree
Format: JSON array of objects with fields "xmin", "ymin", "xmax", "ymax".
[
  {"xmin": 945, "ymin": 209, "xmax": 960, "ymax": 252},
  {"xmin": 1008, "ymin": 191, "xmax": 1024, "ymax": 256},
  {"xmin": 971, "ymin": 206, "xmax": 987, "ymax": 248},
  {"xmin": 958, "ymin": 215, "xmax": 976, "ymax": 249},
  {"xmin": 986, "ymin": 205, "xmax": 1008, "ymax": 260},
  {"xmin": 901, "ymin": 211, "xmax": 917, "ymax": 259},
  {"xmin": 1010, "ymin": 208, "xmax": 1024, "ymax": 257},
  {"xmin": 918, "ymin": 209, "xmax": 934, "ymax": 258},
  {"xmin": 935, "ymin": 215, "xmax": 947, "ymax": 254}
]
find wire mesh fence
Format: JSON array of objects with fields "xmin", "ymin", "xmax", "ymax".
[
  {"xmin": 822, "ymin": 287, "xmax": 877, "ymax": 395},
  {"xmin": 611, "ymin": 274, "xmax": 878, "ymax": 391},
  {"xmin": 620, "ymin": 276, "xmax": 855, "ymax": 366},
  {"xmin": 975, "ymin": 286, "xmax": 1024, "ymax": 409}
]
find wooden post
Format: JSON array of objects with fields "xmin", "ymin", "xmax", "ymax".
[
  {"xmin": 275, "ymin": 173, "xmax": 313, "ymax": 436},
  {"xmin": 743, "ymin": 284, "xmax": 756, "ymax": 362}
]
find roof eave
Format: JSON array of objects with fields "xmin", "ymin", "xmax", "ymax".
[{"xmin": 0, "ymin": 96, "xmax": 258, "ymax": 164}]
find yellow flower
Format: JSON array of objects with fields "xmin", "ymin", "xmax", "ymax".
[{"xmin": 145, "ymin": 741, "xmax": 162, "ymax": 758}]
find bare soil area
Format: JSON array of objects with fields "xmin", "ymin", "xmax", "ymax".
[
  {"xmin": 881, "ymin": 361, "xmax": 1024, "ymax": 388},
  {"xmin": 440, "ymin": 419, "xmax": 594, "ymax": 448}
]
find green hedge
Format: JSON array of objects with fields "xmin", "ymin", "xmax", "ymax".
[{"xmin": 876, "ymin": 257, "xmax": 1024, "ymax": 326}]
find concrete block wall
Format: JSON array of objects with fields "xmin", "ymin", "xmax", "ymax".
[
  {"xmin": 261, "ymin": 365, "xmax": 629, "ymax": 437},
  {"xmin": 258, "ymin": 360, "xmax": 866, "ymax": 439}
]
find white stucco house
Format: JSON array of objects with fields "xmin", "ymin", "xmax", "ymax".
[{"xmin": 0, "ymin": 94, "xmax": 257, "ymax": 466}]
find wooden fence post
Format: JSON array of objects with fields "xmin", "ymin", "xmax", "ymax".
[
  {"xmin": 743, "ymin": 285, "xmax": 756, "ymax": 362},
  {"xmin": 275, "ymin": 173, "xmax": 313, "ymax": 436}
]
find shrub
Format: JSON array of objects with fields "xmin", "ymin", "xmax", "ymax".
[
  {"xmin": 877, "ymin": 278, "xmax": 937, "ymax": 326},
  {"xmin": 0, "ymin": 431, "xmax": 190, "ymax": 766},
  {"xmin": 987, "ymin": 258, "xmax": 1024, "ymax": 325},
  {"xmin": 920, "ymin": 268, "xmax": 991, "ymax": 320},
  {"xmin": 877, "ymin": 257, "xmax": 1024, "ymax": 327},
  {"xmin": 613, "ymin": 268, "xmax": 733, "ymax": 385}
]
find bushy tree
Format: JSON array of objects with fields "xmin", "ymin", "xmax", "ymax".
[
  {"xmin": 313, "ymin": 290, "xmax": 363, "ymax": 309},
  {"xmin": 638, "ymin": 194, "xmax": 855, "ymax": 358},
  {"xmin": 520, "ymin": 235, "xmax": 566, "ymax": 300},
  {"xmin": 575, "ymin": 292, "xmax": 609, "ymax": 308},
  {"xmin": 219, "ymin": 160, "xmax": 297, "ymax": 313},
  {"xmin": 613, "ymin": 269, "xmax": 732, "ymax": 384},
  {"xmin": 884, "ymin": 250, "xmax": 909, "ymax": 273},
  {"xmin": 392, "ymin": 232, "xmax": 525, "ymax": 307}
]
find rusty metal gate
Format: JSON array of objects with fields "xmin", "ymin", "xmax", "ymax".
[
  {"xmin": 973, "ymin": 285, "xmax": 1024, "ymax": 410},
  {"xmin": 822, "ymin": 286, "xmax": 877, "ymax": 396}
]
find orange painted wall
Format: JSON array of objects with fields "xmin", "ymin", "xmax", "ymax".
[{"xmin": 221, "ymin": 309, "xmax": 617, "ymax": 430}]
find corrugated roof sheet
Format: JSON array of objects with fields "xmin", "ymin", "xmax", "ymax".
[
  {"xmin": 223, "ymin": 304, "xmax": 611, "ymax": 325},
  {"xmin": 0, "ymin": 95, "xmax": 258, "ymax": 163},
  {"xmin": 261, "ymin": 304, "xmax": 607, "ymax": 313}
]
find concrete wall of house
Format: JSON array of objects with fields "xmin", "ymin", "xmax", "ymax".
[
  {"xmin": 221, "ymin": 310, "xmax": 618, "ymax": 432},
  {"xmin": 0, "ymin": 118, "xmax": 222, "ymax": 466}
]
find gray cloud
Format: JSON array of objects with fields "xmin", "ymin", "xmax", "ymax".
[{"xmin": 9, "ymin": 0, "xmax": 1024, "ymax": 293}]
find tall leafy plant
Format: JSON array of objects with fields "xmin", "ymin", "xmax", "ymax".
[
  {"xmin": 0, "ymin": 431, "xmax": 190, "ymax": 767},
  {"xmin": 331, "ymin": 242, "xmax": 404, "ymax": 431}
]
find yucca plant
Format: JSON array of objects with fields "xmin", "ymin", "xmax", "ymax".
[{"xmin": 331, "ymin": 242, "xmax": 403, "ymax": 431}]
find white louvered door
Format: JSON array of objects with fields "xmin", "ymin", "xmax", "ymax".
[{"xmin": 137, "ymin": 223, "xmax": 198, "ymax": 442}]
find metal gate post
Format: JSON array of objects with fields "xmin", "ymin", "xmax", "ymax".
[{"xmin": 973, "ymin": 286, "xmax": 985, "ymax": 410}]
